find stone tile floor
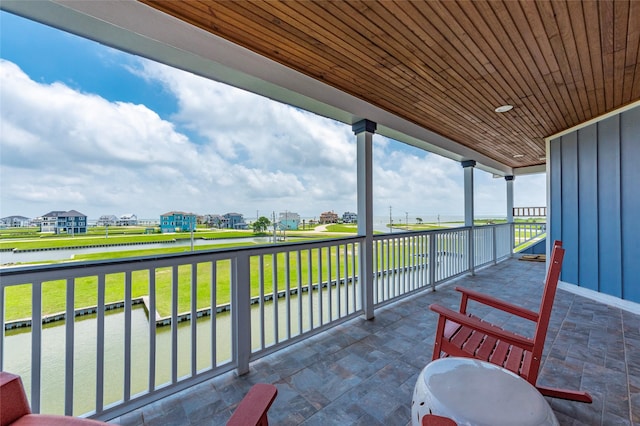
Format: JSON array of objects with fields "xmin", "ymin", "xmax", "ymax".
[{"xmin": 111, "ymin": 258, "xmax": 639, "ymax": 425}]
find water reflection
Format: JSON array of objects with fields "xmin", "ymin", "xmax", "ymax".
[{"xmin": 4, "ymin": 285, "xmax": 358, "ymax": 416}]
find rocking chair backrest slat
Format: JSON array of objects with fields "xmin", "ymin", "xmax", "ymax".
[{"xmin": 528, "ymin": 242, "xmax": 564, "ymax": 384}]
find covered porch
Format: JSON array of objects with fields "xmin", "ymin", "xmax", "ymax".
[
  {"xmin": 110, "ymin": 258, "xmax": 639, "ymax": 425},
  {"xmin": 1, "ymin": 1, "xmax": 639, "ymax": 425}
]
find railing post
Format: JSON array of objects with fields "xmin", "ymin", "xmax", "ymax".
[
  {"xmin": 468, "ymin": 227, "xmax": 475, "ymax": 276},
  {"xmin": 233, "ymin": 252, "xmax": 251, "ymax": 375},
  {"xmin": 492, "ymin": 226, "xmax": 497, "ymax": 265},
  {"xmin": 429, "ymin": 234, "xmax": 436, "ymax": 291}
]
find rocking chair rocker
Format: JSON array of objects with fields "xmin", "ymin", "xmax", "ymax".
[{"xmin": 429, "ymin": 241, "xmax": 592, "ymax": 403}]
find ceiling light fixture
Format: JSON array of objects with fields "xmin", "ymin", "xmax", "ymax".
[
  {"xmin": 494, "ymin": 105, "xmax": 513, "ymax": 113},
  {"xmin": 513, "ymin": 154, "xmax": 524, "ymax": 158}
]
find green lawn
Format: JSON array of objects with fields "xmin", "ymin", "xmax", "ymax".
[
  {"xmin": 2, "ymin": 222, "xmax": 543, "ymax": 321},
  {"xmin": 4, "ymin": 245, "xmax": 358, "ymax": 321}
]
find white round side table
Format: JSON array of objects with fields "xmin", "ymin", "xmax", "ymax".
[{"xmin": 411, "ymin": 357, "xmax": 559, "ymax": 426}]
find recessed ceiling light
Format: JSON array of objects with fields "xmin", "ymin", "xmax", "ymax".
[
  {"xmin": 495, "ymin": 105, "xmax": 513, "ymax": 113},
  {"xmin": 513, "ymin": 154, "xmax": 524, "ymax": 158},
  {"xmin": 538, "ymin": 157, "xmax": 546, "ymax": 161}
]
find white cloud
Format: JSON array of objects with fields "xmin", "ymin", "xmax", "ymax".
[{"xmin": 0, "ymin": 58, "xmax": 546, "ymax": 222}]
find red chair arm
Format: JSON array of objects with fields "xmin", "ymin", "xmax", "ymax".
[
  {"xmin": 1, "ymin": 371, "xmax": 31, "ymax": 426},
  {"xmin": 455, "ymin": 286, "xmax": 539, "ymax": 321},
  {"xmin": 227, "ymin": 383, "xmax": 278, "ymax": 426},
  {"xmin": 429, "ymin": 303, "xmax": 535, "ymax": 350}
]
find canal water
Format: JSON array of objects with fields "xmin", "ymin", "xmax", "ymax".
[
  {"xmin": 0, "ymin": 237, "xmax": 272, "ymax": 264},
  {"xmin": 4, "ymin": 286, "xmax": 355, "ymax": 416}
]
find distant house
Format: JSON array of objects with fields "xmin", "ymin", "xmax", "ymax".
[
  {"xmin": 96, "ymin": 215, "xmax": 118, "ymax": 226},
  {"xmin": 342, "ymin": 212, "xmax": 357, "ymax": 224},
  {"xmin": 319, "ymin": 211, "xmax": 339, "ymax": 224},
  {"xmin": 39, "ymin": 210, "xmax": 87, "ymax": 234},
  {"xmin": 223, "ymin": 212, "xmax": 247, "ymax": 229},
  {"xmin": 117, "ymin": 213, "xmax": 138, "ymax": 226},
  {"xmin": 0, "ymin": 215, "xmax": 32, "ymax": 227},
  {"xmin": 278, "ymin": 212, "xmax": 300, "ymax": 230},
  {"xmin": 160, "ymin": 211, "xmax": 197, "ymax": 233},
  {"xmin": 203, "ymin": 214, "xmax": 224, "ymax": 228}
]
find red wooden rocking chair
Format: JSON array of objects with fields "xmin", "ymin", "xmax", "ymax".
[{"xmin": 429, "ymin": 241, "xmax": 592, "ymax": 403}]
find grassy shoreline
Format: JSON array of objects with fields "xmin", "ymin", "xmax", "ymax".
[{"xmin": 2, "ymin": 220, "xmax": 545, "ymax": 321}]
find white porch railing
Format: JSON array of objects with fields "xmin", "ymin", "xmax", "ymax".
[
  {"xmin": 513, "ymin": 222, "xmax": 547, "ymax": 248},
  {"xmin": 0, "ymin": 225, "xmax": 514, "ymax": 421}
]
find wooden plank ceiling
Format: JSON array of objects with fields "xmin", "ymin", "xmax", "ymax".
[{"xmin": 139, "ymin": 0, "xmax": 640, "ymax": 169}]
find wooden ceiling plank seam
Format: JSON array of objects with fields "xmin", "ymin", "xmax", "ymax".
[
  {"xmin": 535, "ymin": 1, "xmax": 582, "ymax": 125},
  {"xmin": 289, "ymin": 0, "xmax": 456, "ymax": 96},
  {"xmin": 413, "ymin": 1, "xmax": 520, "ymax": 109},
  {"xmin": 298, "ymin": 0, "xmax": 544, "ymax": 164},
  {"xmin": 623, "ymin": 0, "xmax": 640, "ymax": 102},
  {"xmin": 192, "ymin": 1, "xmax": 358, "ymax": 85},
  {"xmin": 279, "ymin": 0, "xmax": 462, "ymax": 105},
  {"xmin": 362, "ymin": 2, "xmax": 477, "ymax": 92},
  {"xmin": 403, "ymin": 2, "xmax": 505, "ymax": 93},
  {"xmin": 284, "ymin": 1, "xmax": 495, "ymax": 136},
  {"xmin": 545, "ymin": 0, "xmax": 587, "ymax": 123},
  {"xmin": 197, "ymin": 1, "xmax": 425, "ymax": 113},
  {"xmin": 202, "ymin": 0, "xmax": 407, "ymax": 103},
  {"xmin": 535, "ymin": 1, "xmax": 578, "ymax": 127},
  {"xmin": 565, "ymin": 0, "xmax": 599, "ymax": 117},
  {"xmin": 406, "ymin": 101, "xmax": 527, "ymax": 165},
  {"xmin": 146, "ymin": 0, "xmax": 456, "ymax": 141},
  {"xmin": 457, "ymin": 0, "xmax": 551, "ymax": 141},
  {"xmin": 551, "ymin": 0, "xmax": 591, "ymax": 122},
  {"xmin": 476, "ymin": 0, "xmax": 559, "ymax": 138},
  {"xmin": 517, "ymin": 1, "xmax": 569, "ymax": 130},
  {"xmin": 252, "ymin": 1, "xmax": 408, "ymax": 81},
  {"xmin": 624, "ymin": 0, "xmax": 640, "ymax": 66},
  {"xmin": 631, "ymin": 39, "xmax": 640, "ymax": 100},
  {"xmin": 145, "ymin": 1, "xmax": 337, "ymax": 82},
  {"xmin": 503, "ymin": 1, "xmax": 569, "ymax": 132},
  {"xmin": 580, "ymin": 1, "xmax": 606, "ymax": 114},
  {"xmin": 135, "ymin": 0, "xmax": 639, "ymax": 169},
  {"xmin": 614, "ymin": 49, "xmax": 627, "ymax": 108},
  {"xmin": 404, "ymin": 0, "xmax": 538, "ymax": 143},
  {"xmin": 613, "ymin": 0, "xmax": 630, "ymax": 107},
  {"xmin": 492, "ymin": 1, "xmax": 562, "ymax": 132},
  {"xmin": 599, "ymin": 0, "xmax": 615, "ymax": 111},
  {"xmin": 333, "ymin": 0, "xmax": 526, "ymax": 149},
  {"xmin": 433, "ymin": 0, "xmax": 549, "ymax": 146},
  {"xmin": 264, "ymin": 0, "xmax": 544, "ymax": 165},
  {"xmin": 470, "ymin": 1, "xmax": 535, "ymax": 98},
  {"xmin": 326, "ymin": 1, "xmax": 475, "ymax": 104},
  {"xmin": 358, "ymin": 1, "xmax": 526, "ymax": 138}
]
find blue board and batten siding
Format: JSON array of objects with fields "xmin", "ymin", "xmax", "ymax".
[{"xmin": 550, "ymin": 105, "xmax": 640, "ymax": 303}]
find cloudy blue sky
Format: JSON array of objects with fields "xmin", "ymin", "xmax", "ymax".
[{"xmin": 0, "ymin": 11, "xmax": 545, "ymax": 223}]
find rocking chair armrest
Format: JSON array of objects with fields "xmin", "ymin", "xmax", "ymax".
[
  {"xmin": 455, "ymin": 286, "xmax": 539, "ymax": 322},
  {"xmin": 429, "ymin": 303, "xmax": 535, "ymax": 350}
]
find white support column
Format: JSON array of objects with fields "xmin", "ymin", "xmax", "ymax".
[
  {"xmin": 353, "ymin": 119, "xmax": 375, "ymax": 320},
  {"xmin": 462, "ymin": 160, "xmax": 476, "ymax": 227},
  {"xmin": 462, "ymin": 160, "xmax": 476, "ymax": 274},
  {"xmin": 506, "ymin": 175, "xmax": 515, "ymax": 255}
]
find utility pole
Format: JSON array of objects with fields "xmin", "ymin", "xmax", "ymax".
[
  {"xmin": 272, "ymin": 211, "xmax": 277, "ymax": 243},
  {"xmin": 389, "ymin": 205, "xmax": 393, "ymax": 233},
  {"xmin": 190, "ymin": 215, "xmax": 194, "ymax": 251},
  {"xmin": 406, "ymin": 211, "xmax": 409, "ymax": 229}
]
